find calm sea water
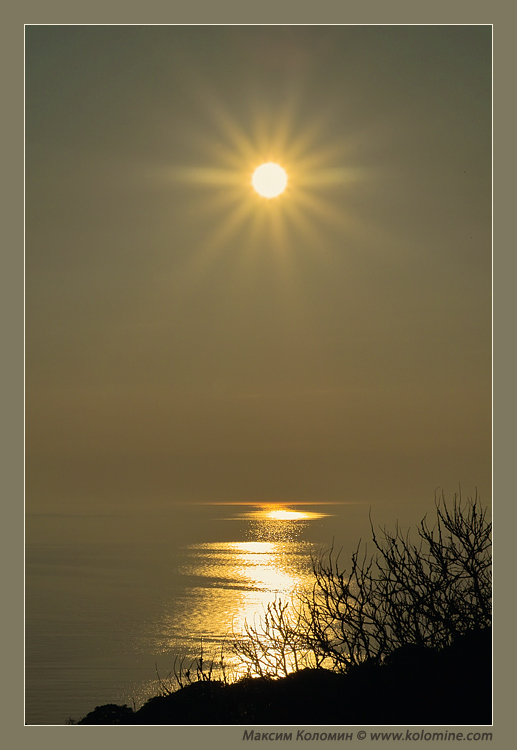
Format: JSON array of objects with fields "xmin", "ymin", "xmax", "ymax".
[{"xmin": 26, "ymin": 503, "xmax": 347, "ymax": 725}]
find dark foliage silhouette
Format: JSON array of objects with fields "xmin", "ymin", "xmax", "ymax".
[{"xmin": 233, "ymin": 491, "xmax": 491, "ymax": 675}]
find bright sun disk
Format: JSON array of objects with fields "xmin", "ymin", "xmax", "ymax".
[{"xmin": 252, "ymin": 162, "xmax": 288, "ymax": 198}]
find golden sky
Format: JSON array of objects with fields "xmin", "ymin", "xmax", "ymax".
[{"xmin": 25, "ymin": 25, "xmax": 491, "ymax": 513}]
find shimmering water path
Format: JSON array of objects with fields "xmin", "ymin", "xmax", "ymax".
[{"xmin": 26, "ymin": 504, "xmax": 342, "ymax": 724}]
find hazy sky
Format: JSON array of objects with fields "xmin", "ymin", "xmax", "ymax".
[{"xmin": 25, "ymin": 25, "xmax": 492, "ymax": 514}]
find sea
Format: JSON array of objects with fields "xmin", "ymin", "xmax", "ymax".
[{"xmin": 25, "ymin": 502, "xmax": 366, "ymax": 725}]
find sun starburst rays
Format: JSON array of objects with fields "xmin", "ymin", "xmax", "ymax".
[{"xmin": 160, "ymin": 91, "xmax": 367, "ymax": 305}]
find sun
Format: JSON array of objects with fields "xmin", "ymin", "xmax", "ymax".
[
  {"xmin": 251, "ymin": 162, "xmax": 288, "ymax": 198},
  {"xmin": 160, "ymin": 90, "xmax": 364, "ymax": 280}
]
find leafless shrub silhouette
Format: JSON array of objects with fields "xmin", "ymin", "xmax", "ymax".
[
  {"xmin": 232, "ymin": 491, "xmax": 491, "ymax": 677},
  {"xmin": 232, "ymin": 598, "xmax": 326, "ymax": 678},
  {"xmin": 155, "ymin": 639, "xmax": 234, "ymax": 693}
]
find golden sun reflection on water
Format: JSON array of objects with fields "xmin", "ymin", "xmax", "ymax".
[
  {"xmin": 154, "ymin": 506, "xmax": 332, "ymax": 677},
  {"xmin": 247, "ymin": 506, "xmax": 328, "ymax": 522}
]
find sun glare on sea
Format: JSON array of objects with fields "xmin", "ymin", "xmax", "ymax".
[
  {"xmin": 266, "ymin": 508, "xmax": 309, "ymax": 521},
  {"xmin": 251, "ymin": 162, "xmax": 288, "ymax": 198},
  {"xmin": 241, "ymin": 505, "xmax": 330, "ymax": 522}
]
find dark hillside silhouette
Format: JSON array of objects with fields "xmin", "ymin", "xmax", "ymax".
[{"xmin": 77, "ymin": 627, "xmax": 491, "ymax": 724}]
